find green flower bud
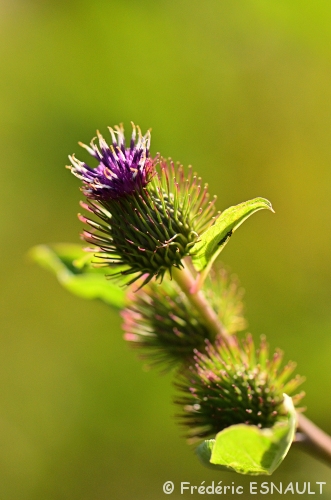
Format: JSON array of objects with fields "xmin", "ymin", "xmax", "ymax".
[
  {"xmin": 122, "ymin": 266, "xmax": 246, "ymax": 367},
  {"xmin": 176, "ymin": 334, "xmax": 305, "ymax": 440}
]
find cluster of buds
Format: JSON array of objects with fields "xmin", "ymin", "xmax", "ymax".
[{"xmin": 68, "ymin": 123, "xmax": 305, "ymax": 446}]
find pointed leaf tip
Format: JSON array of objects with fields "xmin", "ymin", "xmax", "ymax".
[{"xmin": 191, "ymin": 197, "xmax": 274, "ymax": 272}]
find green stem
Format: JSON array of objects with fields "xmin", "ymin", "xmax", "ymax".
[
  {"xmin": 295, "ymin": 413, "xmax": 331, "ymax": 466},
  {"xmin": 172, "ymin": 260, "xmax": 331, "ymax": 468},
  {"xmin": 171, "ymin": 263, "xmax": 235, "ymax": 346}
]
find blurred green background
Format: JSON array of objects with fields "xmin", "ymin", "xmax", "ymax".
[{"xmin": 1, "ymin": 0, "xmax": 331, "ymax": 498}]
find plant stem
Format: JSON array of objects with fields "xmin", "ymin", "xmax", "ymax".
[
  {"xmin": 172, "ymin": 261, "xmax": 331, "ymax": 468},
  {"xmin": 171, "ymin": 263, "xmax": 238, "ymax": 346},
  {"xmin": 295, "ymin": 413, "xmax": 331, "ymax": 466},
  {"xmin": 172, "ymin": 262, "xmax": 232, "ymax": 343}
]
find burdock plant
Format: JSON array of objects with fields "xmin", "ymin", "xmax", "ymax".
[{"xmin": 31, "ymin": 123, "xmax": 331, "ymax": 475}]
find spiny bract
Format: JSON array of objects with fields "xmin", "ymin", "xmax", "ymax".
[
  {"xmin": 122, "ymin": 266, "xmax": 246, "ymax": 367},
  {"xmin": 176, "ymin": 334, "xmax": 305, "ymax": 440}
]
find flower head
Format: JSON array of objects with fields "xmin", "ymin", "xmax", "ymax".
[
  {"xmin": 122, "ymin": 265, "xmax": 246, "ymax": 367},
  {"xmin": 68, "ymin": 123, "xmax": 155, "ymax": 200},
  {"xmin": 122, "ymin": 277, "xmax": 214, "ymax": 368},
  {"xmin": 68, "ymin": 124, "xmax": 218, "ymax": 285},
  {"xmin": 176, "ymin": 335, "xmax": 305, "ymax": 440}
]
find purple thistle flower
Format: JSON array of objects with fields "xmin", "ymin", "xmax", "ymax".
[{"xmin": 68, "ymin": 123, "xmax": 156, "ymax": 200}]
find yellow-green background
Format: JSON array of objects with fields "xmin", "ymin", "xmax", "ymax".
[{"xmin": 1, "ymin": 1, "xmax": 331, "ymax": 498}]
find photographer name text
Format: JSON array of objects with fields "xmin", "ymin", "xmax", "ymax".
[{"xmin": 162, "ymin": 480, "xmax": 327, "ymax": 495}]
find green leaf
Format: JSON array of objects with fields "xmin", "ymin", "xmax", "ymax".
[
  {"xmin": 29, "ymin": 243, "xmax": 126, "ymax": 309},
  {"xmin": 196, "ymin": 439, "xmax": 226, "ymax": 470},
  {"xmin": 196, "ymin": 394, "xmax": 296, "ymax": 475},
  {"xmin": 191, "ymin": 197, "xmax": 274, "ymax": 272}
]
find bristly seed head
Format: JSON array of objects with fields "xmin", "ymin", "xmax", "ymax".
[
  {"xmin": 68, "ymin": 123, "xmax": 156, "ymax": 200},
  {"xmin": 176, "ymin": 334, "xmax": 305, "ymax": 441}
]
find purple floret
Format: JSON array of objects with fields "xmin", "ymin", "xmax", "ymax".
[{"xmin": 68, "ymin": 123, "xmax": 156, "ymax": 200}]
